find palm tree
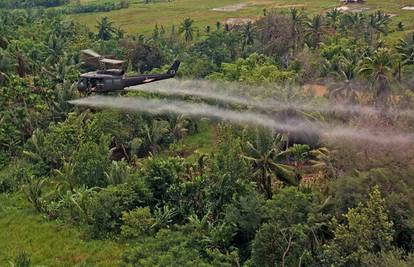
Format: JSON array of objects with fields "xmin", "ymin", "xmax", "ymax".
[
  {"xmin": 287, "ymin": 144, "xmax": 310, "ymax": 175},
  {"xmin": 7, "ymin": 44, "xmax": 28, "ymax": 77},
  {"xmin": 329, "ymin": 51, "xmax": 360, "ymax": 102},
  {"xmin": 96, "ymin": 16, "xmax": 116, "ymax": 41},
  {"xmin": 340, "ymin": 13, "xmax": 366, "ymax": 39},
  {"xmin": 396, "ymin": 33, "xmax": 414, "ymax": 67},
  {"xmin": 144, "ymin": 120, "xmax": 169, "ymax": 155},
  {"xmin": 326, "ymin": 8, "xmax": 343, "ymax": 33},
  {"xmin": 46, "ymin": 34, "xmax": 65, "ymax": 65},
  {"xmin": 179, "ymin": 17, "xmax": 195, "ymax": 43},
  {"xmin": 309, "ymin": 147, "xmax": 337, "ymax": 180},
  {"xmin": 243, "ymin": 131, "xmax": 297, "ymax": 199},
  {"xmin": 359, "ymin": 48, "xmax": 394, "ymax": 101},
  {"xmin": 289, "ymin": 8, "xmax": 305, "ymax": 51},
  {"xmin": 240, "ymin": 22, "xmax": 256, "ymax": 52},
  {"xmin": 334, "ymin": 60, "xmax": 359, "ymax": 101},
  {"xmin": 367, "ymin": 11, "xmax": 390, "ymax": 44},
  {"xmin": 167, "ymin": 115, "xmax": 189, "ymax": 143},
  {"xmin": 305, "ymin": 15, "xmax": 325, "ymax": 48},
  {"xmin": 0, "ymin": 49, "xmax": 14, "ymax": 79}
]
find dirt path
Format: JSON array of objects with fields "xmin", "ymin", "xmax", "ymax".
[
  {"xmin": 211, "ymin": 2, "xmax": 305, "ymax": 12},
  {"xmin": 211, "ymin": 3, "xmax": 248, "ymax": 12}
]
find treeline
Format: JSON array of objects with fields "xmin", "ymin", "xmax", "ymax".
[
  {"xmin": 0, "ymin": 0, "xmax": 130, "ymax": 14},
  {"xmin": 0, "ymin": 0, "xmax": 69, "ymax": 8},
  {"xmin": 62, "ymin": 0, "xmax": 130, "ymax": 14},
  {"xmin": 2, "ymin": 6, "xmax": 414, "ymax": 266}
]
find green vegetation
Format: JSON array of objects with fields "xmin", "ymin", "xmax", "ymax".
[
  {"xmin": 2, "ymin": 1, "xmax": 414, "ymax": 266},
  {"xmin": 70, "ymin": 0, "xmax": 414, "ymax": 36},
  {"xmin": 0, "ymin": 194, "xmax": 123, "ymax": 266},
  {"xmin": 0, "ymin": 0, "xmax": 69, "ymax": 9}
]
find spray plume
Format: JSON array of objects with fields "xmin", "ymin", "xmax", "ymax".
[
  {"xmin": 69, "ymin": 96, "xmax": 414, "ymax": 145},
  {"xmin": 128, "ymin": 79, "xmax": 414, "ymax": 119}
]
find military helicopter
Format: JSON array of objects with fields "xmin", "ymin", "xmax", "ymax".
[{"xmin": 76, "ymin": 49, "xmax": 180, "ymax": 94}]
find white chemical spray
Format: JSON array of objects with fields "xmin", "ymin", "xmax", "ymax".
[
  {"xmin": 69, "ymin": 96, "xmax": 414, "ymax": 144},
  {"xmin": 128, "ymin": 79, "xmax": 414, "ymax": 119}
]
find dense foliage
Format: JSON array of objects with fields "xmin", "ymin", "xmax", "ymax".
[
  {"xmin": 0, "ymin": 0, "xmax": 69, "ymax": 9},
  {"xmin": 2, "ymin": 4, "xmax": 414, "ymax": 266}
]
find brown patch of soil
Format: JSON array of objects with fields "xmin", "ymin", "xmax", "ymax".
[
  {"xmin": 303, "ymin": 83, "xmax": 328, "ymax": 97},
  {"xmin": 224, "ymin": 17, "xmax": 255, "ymax": 25}
]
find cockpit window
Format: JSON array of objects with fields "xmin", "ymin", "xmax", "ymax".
[{"xmin": 78, "ymin": 78, "xmax": 86, "ymax": 86}]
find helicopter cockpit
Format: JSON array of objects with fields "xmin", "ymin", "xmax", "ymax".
[
  {"xmin": 76, "ymin": 78, "xmax": 104, "ymax": 92},
  {"xmin": 76, "ymin": 78, "xmax": 88, "ymax": 92},
  {"xmin": 77, "ymin": 75, "xmax": 125, "ymax": 93}
]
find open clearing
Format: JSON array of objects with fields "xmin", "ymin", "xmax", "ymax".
[{"xmin": 72, "ymin": 0, "xmax": 414, "ymax": 35}]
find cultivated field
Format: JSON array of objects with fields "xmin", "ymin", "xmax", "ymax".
[{"xmin": 73, "ymin": 0, "xmax": 414, "ymax": 35}]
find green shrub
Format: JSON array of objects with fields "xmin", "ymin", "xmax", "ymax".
[
  {"xmin": 71, "ymin": 136, "xmax": 111, "ymax": 188},
  {"xmin": 105, "ymin": 160, "xmax": 136, "ymax": 185},
  {"xmin": 121, "ymin": 226, "xmax": 239, "ymax": 266},
  {"xmin": 0, "ymin": 174, "xmax": 15, "ymax": 193},
  {"xmin": 0, "ymin": 160, "xmax": 30, "ymax": 193},
  {"xmin": 121, "ymin": 207, "xmax": 155, "ymax": 239},
  {"xmin": 21, "ymin": 177, "xmax": 47, "ymax": 212},
  {"xmin": 121, "ymin": 229, "xmax": 211, "ymax": 267},
  {"xmin": 142, "ymin": 157, "xmax": 184, "ymax": 204},
  {"xmin": 87, "ymin": 182, "xmax": 151, "ymax": 238},
  {"xmin": 322, "ymin": 186, "xmax": 394, "ymax": 266},
  {"xmin": 251, "ymin": 187, "xmax": 323, "ymax": 267},
  {"xmin": 361, "ymin": 250, "xmax": 414, "ymax": 267}
]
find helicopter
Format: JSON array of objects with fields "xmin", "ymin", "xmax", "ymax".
[{"xmin": 76, "ymin": 49, "xmax": 180, "ymax": 94}]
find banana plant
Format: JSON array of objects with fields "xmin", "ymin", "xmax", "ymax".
[
  {"xmin": 152, "ymin": 205, "xmax": 178, "ymax": 231},
  {"xmin": 21, "ymin": 176, "xmax": 47, "ymax": 212}
]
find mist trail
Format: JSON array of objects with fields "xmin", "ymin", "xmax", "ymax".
[
  {"xmin": 128, "ymin": 79, "xmax": 414, "ymax": 119},
  {"xmin": 69, "ymin": 96, "xmax": 414, "ymax": 145}
]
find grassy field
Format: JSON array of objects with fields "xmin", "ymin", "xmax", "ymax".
[
  {"xmin": 0, "ymin": 194, "xmax": 124, "ymax": 266},
  {"xmin": 72, "ymin": 0, "xmax": 414, "ymax": 35}
]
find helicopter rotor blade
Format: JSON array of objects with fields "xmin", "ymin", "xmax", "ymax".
[
  {"xmin": 81, "ymin": 49, "xmax": 102, "ymax": 59},
  {"xmin": 100, "ymin": 58, "xmax": 125, "ymax": 65},
  {"xmin": 81, "ymin": 49, "xmax": 125, "ymax": 69}
]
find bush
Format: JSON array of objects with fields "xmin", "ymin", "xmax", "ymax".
[
  {"xmin": 121, "ymin": 207, "xmax": 155, "ymax": 239},
  {"xmin": 0, "ymin": 160, "xmax": 31, "ymax": 193},
  {"xmin": 0, "ymin": 174, "xmax": 15, "ymax": 193},
  {"xmin": 208, "ymin": 53, "xmax": 296, "ymax": 85},
  {"xmin": 361, "ymin": 250, "xmax": 414, "ymax": 267},
  {"xmin": 121, "ymin": 229, "xmax": 212, "ymax": 266},
  {"xmin": 142, "ymin": 157, "xmax": 184, "ymax": 204},
  {"xmin": 251, "ymin": 187, "xmax": 323, "ymax": 267},
  {"xmin": 322, "ymin": 186, "xmax": 394, "ymax": 266},
  {"xmin": 87, "ymin": 182, "xmax": 151, "ymax": 238},
  {"xmin": 331, "ymin": 168, "xmax": 414, "ymax": 251},
  {"xmin": 70, "ymin": 136, "xmax": 111, "ymax": 188}
]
